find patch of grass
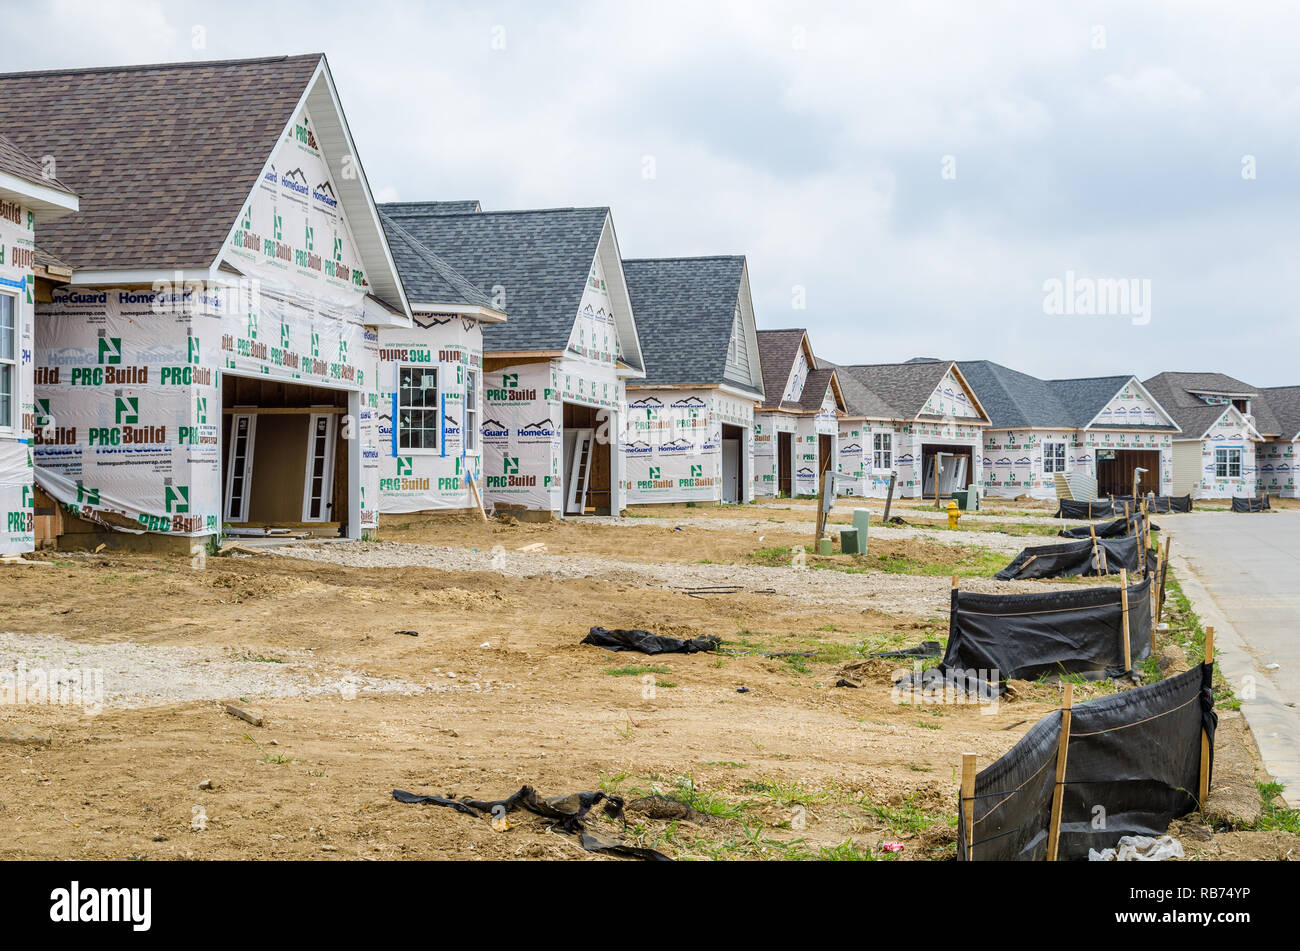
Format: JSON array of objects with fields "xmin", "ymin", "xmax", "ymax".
[
  {"xmin": 860, "ymin": 793, "xmax": 952, "ymax": 835},
  {"xmin": 1164, "ymin": 572, "xmax": 1239, "ymax": 709},
  {"xmin": 819, "ymin": 839, "xmax": 888, "ymax": 861},
  {"xmin": 748, "ymin": 544, "xmax": 1008, "ymax": 578},
  {"xmin": 1250, "ymin": 782, "xmax": 1300, "ymax": 834},
  {"xmin": 604, "ymin": 664, "xmax": 671, "ymax": 677},
  {"xmin": 230, "ymin": 652, "xmax": 283, "ymax": 664},
  {"xmin": 242, "ymin": 733, "xmax": 292, "ymax": 765},
  {"xmin": 740, "ymin": 778, "xmax": 836, "ymax": 807},
  {"xmin": 668, "ymin": 774, "xmax": 749, "ymax": 819}
]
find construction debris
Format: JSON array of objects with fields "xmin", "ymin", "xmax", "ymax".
[{"xmin": 581, "ymin": 627, "xmax": 721, "ymax": 655}]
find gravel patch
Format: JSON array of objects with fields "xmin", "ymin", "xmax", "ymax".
[
  {"xmin": 0, "ymin": 632, "xmax": 509, "ymax": 710},
  {"xmin": 272, "ymin": 540, "xmax": 1079, "ymax": 616}
]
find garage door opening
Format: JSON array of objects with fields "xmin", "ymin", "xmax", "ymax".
[
  {"xmin": 777, "ymin": 431, "xmax": 793, "ymax": 497},
  {"xmin": 921, "ymin": 444, "xmax": 972, "ymax": 498},
  {"xmin": 1096, "ymin": 448, "xmax": 1160, "ymax": 497},
  {"xmin": 562, "ymin": 402, "xmax": 612, "ymax": 515},
  {"xmin": 721, "ymin": 423, "xmax": 744, "ymax": 503},
  {"xmin": 222, "ymin": 375, "xmax": 350, "ymax": 537}
]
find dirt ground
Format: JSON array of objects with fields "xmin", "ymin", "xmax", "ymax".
[{"xmin": 1, "ymin": 510, "xmax": 1293, "ymax": 861}]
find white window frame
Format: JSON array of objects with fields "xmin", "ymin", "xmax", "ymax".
[
  {"xmin": 464, "ymin": 368, "xmax": 479, "ymax": 454},
  {"xmin": 0, "ymin": 290, "xmax": 17, "ymax": 434},
  {"xmin": 872, "ymin": 431, "xmax": 892, "ymax": 471},
  {"xmin": 1043, "ymin": 441, "xmax": 1068, "ymax": 474},
  {"xmin": 224, "ymin": 413, "xmax": 258, "ymax": 523},
  {"xmin": 1215, "ymin": 447, "xmax": 1242, "ymax": 479},
  {"xmin": 397, "ymin": 364, "xmax": 440, "ymax": 455}
]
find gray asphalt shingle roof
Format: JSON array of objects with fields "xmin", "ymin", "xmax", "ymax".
[
  {"xmin": 959, "ymin": 360, "xmax": 1177, "ymax": 432},
  {"xmin": 1260, "ymin": 386, "xmax": 1300, "ymax": 440},
  {"xmin": 1143, "ymin": 371, "xmax": 1264, "ymax": 437},
  {"xmin": 378, "ymin": 203, "xmax": 614, "ymax": 356},
  {"xmin": 623, "ymin": 256, "xmax": 756, "ymax": 393},
  {"xmin": 836, "ymin": 360, "xmax": 975, "ymax": 421},
  {"xmin": 379, "ymin": 213, "xmax": 495, "ymax": 310},
  {"xmin": 0, "ymin": 55, "xmax": 322, "ymax": 270}
]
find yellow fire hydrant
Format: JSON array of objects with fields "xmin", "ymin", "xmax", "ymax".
[{"xmin": 947, "ymin": 498, "xmax": 961, "ymax": 529}]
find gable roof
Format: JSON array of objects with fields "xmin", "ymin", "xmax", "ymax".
[
  {"xmin": 0, "ymin": 55, "xmax": 321, "ymax": 272},
  {"xmin": 379, "ymin": 213, "xmax": 500, "ymax": 315},
  {"xmin": 1259, "ymin": 386, "xmax": 1300, "ymax": 441},
  {"xmin": 959, "ymin": 360, "xmax": 1178, "ymax": 432},
  {"xmin": 622, "ymin": 256, "xmax": 759, "ymax": 396},
  {"xmin": 1143, "ymin": 371, "xmax": 1270, "ymax": 438},
  {"xmin": 756, "ymin": 329, "xmax": 813, "ymax": 411},
  {"xmin": 396, "ymin": 200, "xmax": 482, "ymax": 215},
  {"xmin": 836, "ymin": 360, "xmax": 988, "ymax": 423},
  {"xmin": 379, "ymin": 203, "xmax": 639, "ymax": 366},
  {"xmin": 797, "ymin": 367, "xmax": 844, "ymax": 413}
]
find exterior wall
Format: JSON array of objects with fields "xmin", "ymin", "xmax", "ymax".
[
  {"xmin": 1190, "ymin": 410, "xmax": 1256, "ymax": 498},
  {"xmin": 0, "ymin": 198, "xmax": 35, "ymax": 554},
  {"xmin": 792, "ymin": 387, "xmax": 839, "ymax": 496},
  {"xmin": 1171, "ymin": 440, "xmax": 1201, "ymax": 496},
  {"xmin": 981, "ymin": 428, "xmax": 1175, "ymax": 499},
  {"xmin": 480, "ymin": 356, "xmax": 626, "ymax": 515},
  {"xmin": 34, "ymin": 105, "xmax": 381, "ymax": 541},
  {"xmin": 377, "ymin": 315, "xmax": 486, "ymax": 513},
  {"xmin": 899, "ymin": 420, "xmax": 984, "ymax": 498},
  {"xmin": 1258, "ymin": 439, "xmax": 1298, "ymax": 498},
  {"xmin": 753, "ymin": 411, "xmax": 798, "ymax": 497},
  {"xmin": 623, "ymin": 387, "xmax": 755, "ymax": 505},
  {"xmin": 925, "ymin": 368, "xmax": 983, "ymax": 419}
]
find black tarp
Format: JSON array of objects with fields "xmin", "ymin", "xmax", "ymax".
[
  {"xmin": 995, "ymin": 536, "xmax": 1139, "ymax": 580},
  {"xmin": 1232, "ymin": 496, "xmax": 1271, "ymax": 513},
  {"xmin": 941, "ymin": 574, "xmax": 1152, "ymax": 683},
  {"xmin": 582, "ymin": 627, "xmax": 721, "ymax": 654},
  {"xmin": 1055, "ymin": 495, "xmax": 1191, "ymax": 518},
  {"xmin": 392, "ymin": 785, "xmax": 673, "ymax": 861},
  {"xmin": 957, "ymin": 663, "xmax": 1216, "ymax": 861},
  {"xmin": 1058, "ymin": 513, "xmax": 1156, "ymax": 540}
]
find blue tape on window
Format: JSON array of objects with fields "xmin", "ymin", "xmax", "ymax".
[
  {"xmin": 391, "ymin": 392, "xmax": 398, "ymax": 457},
  {"xmin": 440, "ymin": 392, "xmax": 446, "ymax": 458}
]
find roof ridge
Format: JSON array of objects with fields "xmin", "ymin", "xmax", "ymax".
[
  {"xmin": 382, "ymin": 203, "xmax": 608, "ymax": 218},
  {"xmin": 0, "ymin": 54, "xmax": 320, "ymax": 80},
  {"xmin": 623, "ymin": 255, "xmax": 745, "ymax": 263}
]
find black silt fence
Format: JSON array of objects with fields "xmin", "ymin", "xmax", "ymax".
[
  {"xmin": 957, "ymin": 663, "xmax": 1216, "ymax": 861},
  {"xmin": 942, "ymin": 574, "xmax": 1152, "ymax": 683},
  {"xmin": 1058, "ymin": 513, "xmax": 1156, "ymax": 542},
  {"xmin": 1054, "ymin": 495, "xmax": 1191, "ymax": 518},
  {"xmin": 1232, "ymin": 496, "xmax": 1270, "ymax": 512},
  {"xmin": 995, "ymin": 535, "xmax": 1139, "ymax": 580}
]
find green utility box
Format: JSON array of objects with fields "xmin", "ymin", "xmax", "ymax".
[
  {"xmin": 839, "ymin": 527, "xmax": 861, "ymax": 555},
  {"xmin": 819, "ymin": 536, "xmax": 833, "ymax": 556},
  {"xmin": 852, "ymin": 508, "xmax": 871, "ymax": 548},
  {"xmin": 954, "ymin": 488, "xmax": 980, "ymax": 511}
]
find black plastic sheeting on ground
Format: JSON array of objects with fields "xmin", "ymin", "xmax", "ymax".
[
  {"xmin": 1232, "ymin": 496, "xmax": 1271, "ymax": 513},
  {"xmin": 582, "ymin": 627, "xmax": 722, "ymax": 654},
  {"xmin": 995, "ymin": 535, "xmax": 1139, "ymax": 580},
  {"xmin": 392, "ymin": 785, "xmax": 673, "ymax": 861},
  {"xmin": 1054, "ymin": 495, "xmax": 1191, "ymax": 518},
  {"xmin": 941, "ymin": 573, "xmax": 1152, "ymax": 684},
  {"xmin": 1058, "ymin": 513, "xmax": 1157, "ymax": 540},
  {"xmin": 956, "ymin": 663, "xmax": 1216, "ymax": 861}
]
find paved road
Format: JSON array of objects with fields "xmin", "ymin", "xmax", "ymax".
[{"xmin": 1170, "ymin": 511, "xmax": 1300, "ymax": 806}]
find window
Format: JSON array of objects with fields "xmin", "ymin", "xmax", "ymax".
[
  {"xmin": 398, "ymin": 365, "xmax": 439, "ymax": 451},
  {"xmin": 1043, "ymin": 441, "xmax": 1067, "ymax": 474},
  {"xmin": 0, "ymin": 292, "xmax": 15, "ymax": 430},
  {"xmin": 873, "ymin": 432, "xmax": 892, "ymax": 470},
  {"xmin": 1215, "ymin": 447, "xmax": 1242, "ymax": 479},
  {"xmin": 464, "ymin": 368, "xmax": 479, "ymax": 452}
]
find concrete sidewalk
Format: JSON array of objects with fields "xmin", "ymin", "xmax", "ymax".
[{"xmin": 1167, "ymin": 511, "xmax": 1300, "ymax": 808}]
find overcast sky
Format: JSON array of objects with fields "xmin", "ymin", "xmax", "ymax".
[{"xmin": 8, "ymin": 0, "xmax": 1300, "ymax": 385}]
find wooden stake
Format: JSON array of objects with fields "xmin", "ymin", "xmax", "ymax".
[
  {"xmin": 1199, "ymin": 626, "xmax": 1215, "ymax": 806},
  {"xmin": 1158, "ymin": 535, "xmax": 1172, "ymax": 618},
  {"xmin": 952, "ymin": 572, "xmax": 959, "ymax": 590},
  {"xmin": 961, "ymin": 752, "xmax": 977, "ymax": 861},
  {"xmin": 933, "ymin": 456, "xmax": 941, "ymax": 510},
  {"xmin": 1046, "ymin": 682, "xmax": 1074, "ymax": 862},
  {"xmin": 882, "ymin": 471, "xmax": 897, "ymax": 524},
  {"xmin": 1120, "ymin": 569, "xmax": 1132, "ymax": 674}
]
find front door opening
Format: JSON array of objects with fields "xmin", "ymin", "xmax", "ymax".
[
  {"xmin": 222, "ymin": 375, "xmax": 349, "ymax": 536},
  {"xmin": 777, "ymin": 431, "xmax": 793, "ymax": 497},
  {"xmin": 921, "ymin": 444, "xmax": 972, "ymax": 498},
  {"xmin": 721, "ymin": 423, "xmax": 744, "ymax": 503},
  {"xmin": 1095, "ymin": 448, "xmax": 1161, "ymax": 498},
  {"xmin": 562, "ymin": 402, "xmax": 611, "ymax": 515}
]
